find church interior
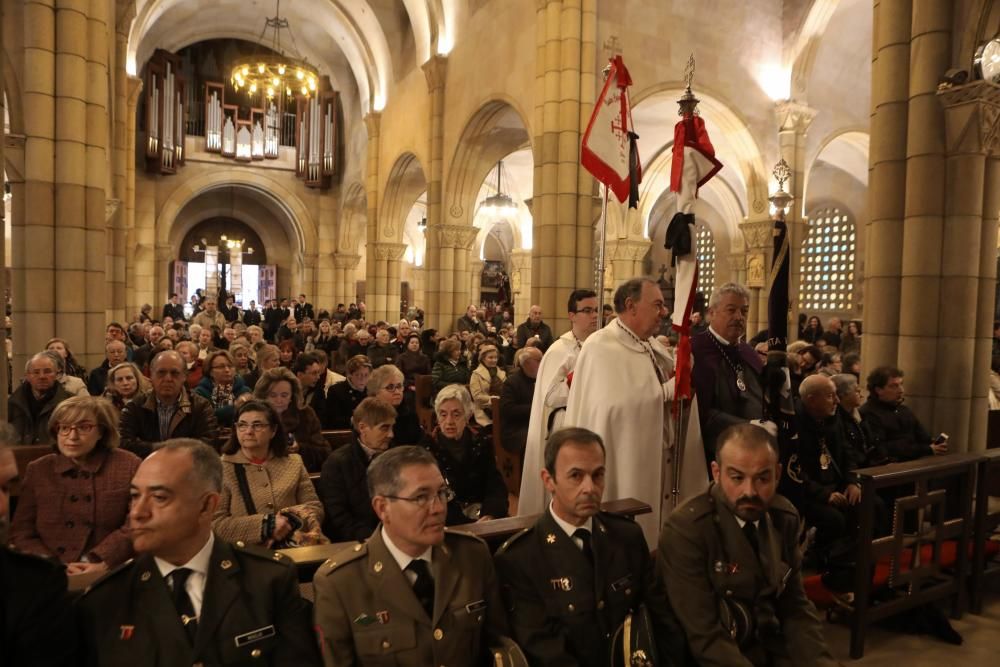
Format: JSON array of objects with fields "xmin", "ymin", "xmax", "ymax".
[{"xmin": 4, "ymin": 0, "xmax": 1000, "ymax": 662}]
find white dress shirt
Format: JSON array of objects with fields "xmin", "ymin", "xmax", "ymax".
[
  {"xmin": 382, "ymin": 527, "xmax": 433, "ymax": 585},
  {"xmin": 154, "ymin": 533, "xmax": 215, "ymax": 617},
  {"xmin": 548, "ymin": 501, "xmax": 594, "ymax": 552}
]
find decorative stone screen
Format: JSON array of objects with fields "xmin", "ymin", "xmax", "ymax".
[
  {"xmin": 799, "ymin": 206, "xmax": 856, "ymax": 311},
  {"xmin": 696, "ymin": 224, "xmax": 716, "ymax": 297}
]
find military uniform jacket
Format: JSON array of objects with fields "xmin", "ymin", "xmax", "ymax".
[
  {"xmin": 495, "ymin": 510, "xmax": 687, "ymax": 667},
  {"xmin": 77, "ymin": 537, "xmax": 322, "ymax": 666},
  {"xmin": 1, "ymin": 546, "xmax": 77, "ymax": 666},
  {"xmin": 313, "ymin": 527, "xmax": 506, "ymax": 667},
  {"xmin": 657, "ymin": 485, "xmax": 836, "ymax": 667}
]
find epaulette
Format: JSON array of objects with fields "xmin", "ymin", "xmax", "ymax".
[
  {"xmin": 767, "ymin": 493, "xmax": 800, "ymax": 517},
  {"xmin": 320, "ymin": 542, "xmax": 368, "ymax": 576},
  {"xmin": 80, "ymin": 558, "xmax": 134, "ymax": 596},
  {"xmin": 232, "ymin": 540, "xmax": 291, "ymax": 565},
  {"xmin": 674, "ymin": 493, "xmax": 715, "ymax": 522},
  {"xmin": 496, "ymin": 527, "xmax": 532, "ymax": 554}
]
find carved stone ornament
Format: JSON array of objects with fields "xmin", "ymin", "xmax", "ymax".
[
  {"xmin": 332, "ymin": 254, "xmax": 361, "ymax": 269},
  {"xmin": 938, "ymin": 80, "xmax": 1000, "ymax": 156},
  {"xmin": 429, "ymin": 224, "xmax": 478, "ymax": 249},
  {"xmin": 105, "ymin": 198, "xmax": 121, "ymax": 222},
  {"xmin": 746, "ymin": 253, "xmax": 766, "ymax": 288},
  {"xmin": 372, "ymin": 243, "xmax": 407, "ymax": 261},
  {"xmin": 606, "ymin": 239, "xmax": 651, "ymax": 261},
  {"xmin": 449, "ymin": 203, "xmax": 464, "ymax": 219},
  {"xmin": 774, "ymin": 101, "xmax": 817, "ymax": 133},
  {"xmin": 740, "ymin": 219, "xmax": 773, "ymax": 250}
]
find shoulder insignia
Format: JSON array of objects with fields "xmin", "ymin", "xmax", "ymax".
[
  {"xmin": 496, "ymin": 527, "xmax": 532, "ymax": 554},
  {"xmin": 232, "ymin": 542, "xmax": 286, "ymax": 562},
  {"xmin": 676, "ymin": 493, "xmax": 714, "ymax": 521},
  {"xmin": 768, "ymin": 493, "xmax": 800, "ymax": 517},
  {"xmin": 81, "ymin": 558, "xmax": 135, "ymax": 596},
  {"xmin": 444, "ymin": 527, "xmax": 488, "ymax": 547},
  {"xmin": 321, "ymin": 542, "xmax": 368, "ymax": 576}
]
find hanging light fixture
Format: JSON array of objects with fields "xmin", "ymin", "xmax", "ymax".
[
  {"xmin": 478, "ymin": 161, "xmax": 518, "ymax": 219},
  {"xmin": 230, "ymin": 0, "xmax": 320, "ymax": 100}
]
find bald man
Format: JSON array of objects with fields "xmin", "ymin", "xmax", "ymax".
[{"xmin": 514, "ymin": 305, "xmax": 553, "ymax": 352}]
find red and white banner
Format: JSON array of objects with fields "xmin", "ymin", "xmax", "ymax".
[{"xmin": 581, "ymin": 55, "xmax": 639, "ymax": 203}]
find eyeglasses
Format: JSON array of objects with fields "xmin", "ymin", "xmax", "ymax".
[
  {"xmin": 235, "ymin": 421, "xmax": 272, "ymax": 432},
  {"xmin": 382, "ymin": 383, "xmax": 404, "ymax": 392},
  {"xmin": 384, "ymin": 486, "xmax": 456, "ymax": 509},
  {"xmin": 574, "ymin": 307, "xmax": 599, "ymax": 315},
  {"xmin": 57, "ymin": 422, "xmax": 97, "ymax": 436}
]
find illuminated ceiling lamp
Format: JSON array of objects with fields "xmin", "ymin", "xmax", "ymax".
[
  {"xmin": 478, "ymin": 161, "xmax": 517, "ymax": 220},
  {"xmin": 230, "ymin": 0, "xmax": 319, "ymax": 100}
]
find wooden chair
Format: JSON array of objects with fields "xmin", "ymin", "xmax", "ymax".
[
  {"xmin": 11, "ymin": 445, "xmax": 52, "ymax": 497},
  {"xmin": 414, "ymin": 374, "xmax": 435, "ymax": 433},
  {"xmin": 321, "ymin": 429, "xmax": 353, "ymax": 450},
  {"xmin": 491, "ymin": 397, "xmax": 522, "ymax": 498},
  {"xmin": 970, "ymin": 449, "xmax": 1000, "ymax": 614}
]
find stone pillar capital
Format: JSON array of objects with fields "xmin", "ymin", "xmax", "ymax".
[
  {"xmin": 422, "ymin": 55, "xmax": 449, "ymax": 92},
  {"xmin": 127, "ymin": 75, "xmax": 144, "ymax": 108},
  {"xmin": 116, "ymin": 0, "xmax": 136, "ymax": 36},
  {"xmin": 364, "ymin": 112, "xmax": 382, "ymax": 138},
  {"xmin": 332, "ymin": 253, "xmax": 362, "ymax": 269},
  {"xmin": 605, "ymin": 238, "xmax": 651, "ymax": 261},
  {"xmin": 774, "ymin": 100, "xmax": 818, "ymax": 133},
  {"xmin": 372, "ymin": 242, "xmax": 408, "ymax": 261},
  {"xmin": 739, "ymin": 217, "xmax": 775, "ymax": 251},
  {"xmin": 428, "ymin": 224, "xmax": 478, "ymax": 250},
  {"xmin": 938, "ymin": 80, "xmax": 1000, "ymax": 156},
  {"xmin": 154, "ymin": 243, "xmax": 174, "ymax": 261}
]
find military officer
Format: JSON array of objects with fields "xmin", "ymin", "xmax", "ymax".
[
  {"xmin": 78, "ymin": 439, "xmax": 321, "ymax": 666},
  {"xmin": 495, "ymin": 427, "xmax": 687, "ymax": 667},
  {"xmin": 657, "ymin": 423, "xmax": 840, "ymax": 667},
  {"xmin": 313, "ymin": 445, "xmax": 507, "ymax": 667}
]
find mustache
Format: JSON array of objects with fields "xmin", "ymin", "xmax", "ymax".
[{"xmin": 736, "ymin": 496, "xmax": 763, "ymax": 507}]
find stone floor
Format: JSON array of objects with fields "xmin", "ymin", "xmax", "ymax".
[{"xmin": 825, "ymin": 594, "xmax": 1000, "ymax": 665}]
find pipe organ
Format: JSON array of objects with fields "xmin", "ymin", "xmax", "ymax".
[
  {"xmin": 145, "ymin": 50, "xmax": 186, "ymax": 174},
  {"xmin": 295, "ymin": 89, "xmax": 337, "ymax": 188}
]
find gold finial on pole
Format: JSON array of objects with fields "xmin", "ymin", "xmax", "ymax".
[
  {"xmin": 678, "ymin": 54, "xmax": 700, "ymax": 116},
  {"xmin": 769, "ymin": 158, "xmax": 794, "ymax": 220}
]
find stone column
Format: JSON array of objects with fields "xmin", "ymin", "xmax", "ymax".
[
  {"xmin": 605, "ymin": 238, "xmax": 651, "ymax": 292},
  {"xmin": 421, "ymin": 55, "xmax": 448, "ymax": 328},
  {"xmin": 363, "ymin": 112, "xmax": 381, "ymax": 314},
  {"xmin": 739, "ymin": 215, "xmax": 775, "ymax": 340},
  {"xmin": 369, "ymin": 242, "xmax": 407, "ymax": 322},
  {"xmin": 862, "ymin": 0, "xmax": 912, "ymax": 368},
  {"xmin": 131, "ymin": 176, "xmax": 156, "ymax": 310},
  {"xmin": 124, "ymin": 75, "xmax": 142, "ymax": 312},
  {"xmin": 107, "ymin": 2, "xmax": 133, "ymax": 324},
  {"xmin": 427, "ymin": 224, "xmax": 477, "ymax": 332},
  {"xmin": 933, "ymin": 80, "xmax": 1000, "ymax": 451},
  {"xmin": 410, "ymin": 265, "xmax": 426, "ymax": 313},
  {"xmin": 509, "ymin": 249, "xmax": 532, "ymax": 315},
  {"xmin": 0, "ymin": 0, "xmax": 7, "ymax": 414},
  {"xmin": 332, "ymin": 253, "xmax": 361, "ymax": 309},
  {"xmin": 469, "ymin": 258, "xmax": 484, "ymax": 306},
  {"xmin": 774, "ymin": 101, "xmax": 816, "ymax": 328}
]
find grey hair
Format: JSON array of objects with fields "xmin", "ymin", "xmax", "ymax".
[
  {"xmin": 433, "ymin": 383, "xmax": 474, "ymax": 417},
  {"xmin": 367, "ymin": 445, "xmax": 439, "ymax": 497},
  {"xmin": 367, "ymin": 365, "xmax": 404, "ymax": 396},
  {"xmin": 343, "ymin": 323, "xmax": 357, "ymax": 335},
  {"xmin": 708, "ymin": 282, "xmax": 751, "ymax": 309},
  {"xmin": 613, "ymin": 277, "xmax": 657, "ymax": 314},
  {"xmin": 27, "ymin": 351, "xmax": 62, "ymax": 374},
  {"xmin": 515, "ymin": 346, "xmax": 542, "ymax": 368},
  {"xmin": 831, "ymin": 373, "xmax": 859, "ymax": 399},
  {"xmin": 157, "ymin": 439, "xmax": 223, "ymax": 493}
]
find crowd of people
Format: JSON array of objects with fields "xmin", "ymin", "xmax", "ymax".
[{"xmin": 0, "ymin": 281, "xmax": 956, "ymax": 666}]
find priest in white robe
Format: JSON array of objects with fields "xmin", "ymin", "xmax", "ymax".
[
  {"xmin": 564, "ymin": 278, "xmax": 708, "ymax": 546},
  {"xmin": 518, "ymin": 289, "xmax": 601, "ymax": 515}
]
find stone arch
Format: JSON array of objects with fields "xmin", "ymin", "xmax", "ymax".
[
  {"xmin": 804, "ymin": 128, "xmax": 869, "ymax": 204},
  {"xmin": 787, "ymin": 0, "xmax": 842, "ymax": 101},
  {"xmin": 2, "ymin": 48, "xmax": 23, "ymax": 136},
  {"xmin": 443, "ymin": 97, "xmax": 534, "ymax": 228},
  {"xmin": 380, "ymin": 152, "xmax": 427, "ymax": 241},
  {"xmin": 340, "ymin": 181, "xmax": 367, "ymax": 255}
]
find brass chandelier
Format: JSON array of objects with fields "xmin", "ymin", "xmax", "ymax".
[{"xmin": 230, "ymin": 0, "xmax": 319, "ymax": 100}]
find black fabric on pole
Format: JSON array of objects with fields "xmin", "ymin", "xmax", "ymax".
[
  {"xmin": 767, "ymin": 218, "xmax": 789, "ymax": 352},
  {"xmin": 628, "ymin": 130, "xmax": 641, "ymax": 209},
  {"xmin": 663, "ymin": 212, "xmax": 695, "ymax": 266}
]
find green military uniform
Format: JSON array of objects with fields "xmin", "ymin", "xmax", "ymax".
[
  {"xmin": 657, "ymin": 484, "xmax": 838, "ymax": 667},
  {"xmin": 495, "ymin": 509, "xmax": 687, "ymax": 667},
  {"xmin": 313, "ymin": 527, "xmax": 506, "ymax": 667},
  {"xmin": 77, "ymin": 537, "xmax": 322, "ymax": 666}
]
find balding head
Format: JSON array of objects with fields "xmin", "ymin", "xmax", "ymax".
[{"xmin": 800, "ymin": 374, "xmax": 838, "ymax": 419}]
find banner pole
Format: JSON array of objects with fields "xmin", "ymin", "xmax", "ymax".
[{"xmin": 596, "ymin": 185, "xmax": 610, "ymax": 313}]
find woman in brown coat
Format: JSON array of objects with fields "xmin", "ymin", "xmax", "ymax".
[
  {"xmin": 212, "ymin": 400, "xmax": 326, "ymax": 547},
  {"xmin": 253, "ymin": 367, "xmax": 330, "ymax": 472},
  {"xmin": 10, "ymin": 395, "xmax": 140, "ymax": 576}
]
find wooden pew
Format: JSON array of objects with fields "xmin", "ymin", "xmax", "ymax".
[
  {"xmin": 970, "ymin": 448, "xmax": 1000, "ymax": 614},
  {"xmin": 848, "ymin": 452, "xmax": 981, "ymax": 659},
  {"xmin": 11, "ymin": 444, "xmax": 51, "ymax": 499},
  {"xmin": 490, "ymin": 397, "xmax": 523, "ymax": 498},
  {"xmin": 414, "ymin": 374, "xmax": 435, "ymax": 433},
  {"xmin": 321, "ymin": 429, "xmax": 353, "ymax": 450}
]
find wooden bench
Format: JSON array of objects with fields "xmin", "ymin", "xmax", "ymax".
[
  {"xmin": 321, "ymin": 429, "xmax": 353, "ymax": 450},
  {"xmin": 970, "ymin": 448, "xmax": 1000, "ymax": 614},
  {"xmin": 846, "ymin": 452, "xmax": 981, "ymax": 659},
  {"xmin": 414, "ymin": 374, "xmax": 435, "ymax": 433},
  {"xmin": 490, "ymin": 397, "xmax": 522, "ymax": 499},
  {"xmin": 11, "ymin": 444, "xmax": 52, "ymax": 500}
]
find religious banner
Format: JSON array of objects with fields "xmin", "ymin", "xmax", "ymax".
[{"xmin": 580, "ymin": 55, "xmax": 640, "ymax": 204}]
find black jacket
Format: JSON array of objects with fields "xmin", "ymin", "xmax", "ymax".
[
  {"xmin": 514, "ymin": 320, "xmax": 554, "ymax": 351},
  {"xmin": 243, "ymin": 309, "xmax": 262, "ymax": 326},
  {"xmin": 317, "ymin": 439, "xmax": 381, "ymax": 541},
  {"xmin": 8, "ymin": 383, "xmax": 73, "ymax": 445},
  {"xmin": 1, "ymin": 547, "xmax": 77, "ymax": 666},
  {"xmin": 420, "ymin": 427, "xmax": 508, "ymax": 523},
  {"xmin": 858, "ymin": 396, "xmax": 933, "ymax": 462},
  {"xmin": 87, "ymin": 360, "xmax": 112, "ymax": 396},
  {"xmin": 786, "ymin": 405, "xmax": 858, "ymax": 506},
  {"xmin": 836, "ymin": 406, "xmax": 888, "ymax": 467},
  {"xmin": 162, "ymin": 302, "xmax": 185, "ymax": 321},
  {"xmin": 498, "ymin": 369, "xmax": 535, "ymax": 454},
  {"xmin": 320, "ymin": 380, "xmax": 367, "ymax": 430},
  {"xmin": 119, "ymin": 389, "xmax": 220, "ymax": 458}
]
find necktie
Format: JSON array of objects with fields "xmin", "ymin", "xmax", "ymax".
[
  {"xmin": 406, "ymin": 559, "xmax": 435, "ymax": 618},
  {"xmin": 742, "ymin": 521, "xmax": 761, "ymax": 559},
  {"xmin": 169, "ymin": 568, "xmax": 198, "ymax": 642},
  {"xmin": 574, "ymin": 528, "xmax": 594, "ymax": 566}
]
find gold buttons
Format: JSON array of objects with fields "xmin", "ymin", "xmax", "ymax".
[
  {"xmin": 567, "ymin": 603, "xmax": 575, "ymax": 612},
  {"xmin": 250, "ymin": 648, "xmax": 261, "ymax": 658},
  {"xmin": 236, "ymin": 541, "xmax": 246, "ymax": 548},
  {"xmin": 374, "ymin": 561, "xmax": 383, "ymax": 573},
  {"xmin": 433, "ymin": 628, "xmax": 444, "ymax": 640},
  {"xmin": 220, "ymin": 560, "xmax": 232, "ymax": 570},
  {"xmin": 725, "ymin": 589, "xmax": 733, "ymax": 597},
  {"xmin": 354, "ymin": 544, "xmax": 363, "ymax": 552},
  {"xmin": 381, "ymin": 639, "xmax": 391, "ymax": 649},
  {"xmin": 625, "ymin": 589, "xmax": 631, "ymax": 596},
  {"xmin": 140, "ymin": 571, "xmax": 151, "ymax": 582},
  {"xmin": 597, "ymin": 600, "xmax": 605, "ymax": 610}
]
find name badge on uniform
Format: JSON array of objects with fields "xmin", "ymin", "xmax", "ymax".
[
  {"xmin": 234, "ymin": 625, "xmax": 276, "ymax": 648},
  {"xmin": 464, "ymin": 600, "xmax": 487, "ymax": 614},
  {"xmin": 610, "ymin": 575, "xmax": 632, "ymax": 592},
  {"xmin": 550, "ymin": 577, "xmax": 573, "ymax": 592}
]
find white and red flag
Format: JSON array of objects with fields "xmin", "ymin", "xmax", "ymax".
[{"xmin": 581, "ymin": 55, "xmax": 640, "ymax": 204}]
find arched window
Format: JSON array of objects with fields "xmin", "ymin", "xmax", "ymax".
[
  {"xmin": 799, "ymin": 206, "xmax": 856, "ymax": 311},
  {"xmin": 695, "ymin": 224, "xmax": 716, "ymax": 298}
]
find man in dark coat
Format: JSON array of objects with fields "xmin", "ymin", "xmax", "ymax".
[
  {"xmin": 78, "ymin": 439, "xmax": 321, "ymax": 666},
  {"xmin": 496, "ymin": 427, "xmax": 687, "ymax": 667},
  {"xmin": 858, "ymin": 366, "xmax": 942, "ymax": 462},
  {"xmin": 162, "ymin": 293, "xmax": 186, "ymax": 322},
  {"xmin": 1, "ymin": 440, "xmax": 78, "ymax": 666},
  {"xmin": 498, "ymin": 348, "xmax": 539, "ymax": 455},
  {"xmin": 692, "ymin": 283, "xmax": 769, "ymax": 463},
  {"xmin": 8, "ymin": 352, "xmax": 74, "ymax": 445},
  {"xmin": 294, "ymin": 294, "xmax": 315, "ymax": 322},
  {"xmin": 119, "ymin": 351, "xmax": 219, "ymax": 457},
  {"xmin": 89, "ymin": 339, "xmax": 128, "ymax": 396},
  {"xmin": 243, "ymin": 300, "xmax": 262, "ymax": 326},
  {"xmin": 514, "ymin": 305, "xmax": 554, "ymax": 352}
]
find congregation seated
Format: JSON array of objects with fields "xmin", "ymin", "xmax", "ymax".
[
  {"xmin": 86, "ymin": 339, "xmax": 128, "ymax": 396},
  {"xmin": 320, "ymin": 354, "xmax": 371, "ymax": 429},
  {"xmin": 229, "ymin": 339, "xmax": 255, "ymax": 381},
  {"xmin": 43, "ymin": 349, "xmax": 89, "ymax": 398},
  {"xmin": 832, "ymin": 372, "xmax": 888, "ymax": 467},
  {"xmin": 498, "ymin": 346, "xmax": 542, "ymax": 455},
  {"xmin": 212, "ymin": 401, "xmax": 327, "ymax": 548},
  {"xmin": 431, "ymin": 338, "xmax": 470, "ymax": 392},
  {"xmin": 119, "ymin": 350, "xmax": 219, "ymax": 457},
  {"xmin": 9, "ymin": 397, "xmax": 139, "ymax": 575},
  {"xmin": 253, "ymin": 366, "xmax": 330, "ymax": 472},
  {"xmin": 366, "ymin": 328, "xmax": 398, "ymax": 368},
  {"xmin": 243, "ymin": 342, "xmax": 280, "ymax": 392},
  {"xmin": 859, "ymin": 365, "xmax": 943, "ymax": 462},
  {"xmin": 317, "ymin": 397, "xmax": 396, "ymax": 541},
  {"xmin": 101, "ymin": 362, "xmax": 150, "ymax": 414},
  {"xmin": 45, "ymin": 337, "xmax": 89, "ymax": 384},
  {"xmin": 421, "ymin": 384, "xmax": 508, "ymax": 524},
  {"xmin": 174, "ymin": 340, "xmax": 204, "ymax": 390},
  {"xmin": 194, "ymin": 349, "xmax": 253, "ymax": 427},
  {"xmin": 469, "ymin": 344, "xmax": 506, "ymax": 431},
  {"xmin": 396, "ymin": 333, "xmax": 431, "ymax": 390},
  {"xmin": 8, "ymin": 352, "xmax": 74, "ymax": 445},
  {"xmin": 368, "ymin": 364, "xmax": 423, "ymax": 445}
]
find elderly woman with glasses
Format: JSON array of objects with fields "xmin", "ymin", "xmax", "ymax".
[
  {"xmin": 213, "ymin": 400, "xmax": 327, "ymax": 547},
  {"xmin": 367, "ymin": 365, "xmax": 423, "ymax": 445},
  {"xmin": 102, "ymin": 361, "xmax": 151, "ymax": 413},
  {"xmin": 254, "ymin": 366, "xmax": 330, "ymax": 472},
  {"xmin": 10, "ymin": 396, "xmax": 140, "ymax": 576},
  {"xmin": 421, "ymin": 385, "xmax": 508, "ymax": 524},
  {"xmin": 195, "ymin": 349, "xmax": 253, "ymax": 427}
]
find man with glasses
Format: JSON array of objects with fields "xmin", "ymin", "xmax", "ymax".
[
  {"xmin": 519, "ymin": 289, "xmax": 599, "ymax": 515},
  {"xmin": 120, "ymin": 351, "xmax": 219, "ymax": 458},
  {"xmin": 313, "ymin": 445, "xmax": 506, "ymax": 666},
  {"xmin": 8, "ymin": 352, "xmax": 73, "ymax": 444}
]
